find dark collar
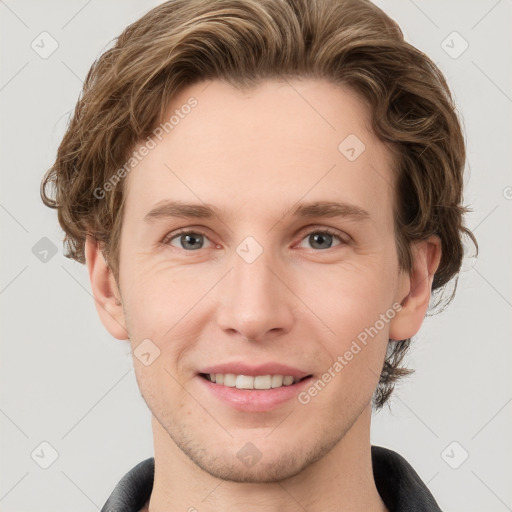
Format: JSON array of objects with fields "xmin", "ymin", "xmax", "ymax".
[
  {"xmin": 371, "ymin": 445, "xmax": 442, "ymax": 511},
  {"xmin": 101, "ymin": 445, "xmax": 442, "ymax": 511}
]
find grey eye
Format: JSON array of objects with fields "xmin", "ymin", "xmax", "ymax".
[{"xmin": 169, "ymin": 232, "xmax": 211, "ymax": 250}]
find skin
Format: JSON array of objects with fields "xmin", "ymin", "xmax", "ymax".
[{"xmin": 85, "ymin": 78, "xmax": 441, "ymax": 512}]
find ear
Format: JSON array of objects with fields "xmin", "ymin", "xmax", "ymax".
[
  {"xmin": 84, "ymin": 235, "xmax": 129, "ymax": 340},
  {"xmin": 389, "ymin": 235, "xmax": 442, "ymax": 341}
]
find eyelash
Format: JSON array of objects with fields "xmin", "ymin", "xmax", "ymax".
[{"xmin": 161, "ymin": 226, "xmax": 348, "ymax": 251}]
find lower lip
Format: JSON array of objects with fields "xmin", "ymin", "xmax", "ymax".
[{"xmin": 197, "ymin": 375, "xmax": 313, "ymax": 412}]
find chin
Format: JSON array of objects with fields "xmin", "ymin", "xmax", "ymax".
[
  {"xmin": 189, "ymin": 448, "xmax": 317, "ymax": 483},
  {"xmin": 170, "ymin": 421, "xmax": 344, "ymax": 484}
]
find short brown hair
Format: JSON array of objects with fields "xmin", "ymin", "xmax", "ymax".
[{"xmin": 40, "ymin": 0, "xmax": 477, "ymax": 409}]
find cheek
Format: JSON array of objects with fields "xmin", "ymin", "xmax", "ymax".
[
  {"xmin": 309, "ymin": 277, "xmax": 392, "ymax": 407},
  {"xmin": 121, "ymin": 264, "xmax": 210, "ymax": 372},
  {"xmin": 121, "ymin": 260, "xmax": 189, "ymax": 329},
  {"xmin": 305, "ymin": 261, "xmax": 395, "ymax": 325},
  {"xmin": 304, "ymin": 262, "xmax": 396, "ymax": 373}
]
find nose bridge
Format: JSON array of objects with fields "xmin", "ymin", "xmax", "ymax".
[
  {"xmin": 233, "ymin": 240, "xmax": 278, "ymax": 301},
  {"xmin": 215, "ymin": 235, "xmax": 294, "ymax": 341}
]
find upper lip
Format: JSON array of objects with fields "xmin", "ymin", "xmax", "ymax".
[{"xmin": 198, "ymin": 362, "xmax": 311, "ymax": 379}]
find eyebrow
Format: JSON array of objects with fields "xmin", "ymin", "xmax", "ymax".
[{"xmin": 143, "ymin": 199, "xmax": 370, "ymax": 223}]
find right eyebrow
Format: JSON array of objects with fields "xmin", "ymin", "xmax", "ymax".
[{"xmin": 144, "ymin": 201, "xmax": 216, "ymax": 223}]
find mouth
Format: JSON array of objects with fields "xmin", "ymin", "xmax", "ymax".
[
  {"xmin": 198, "ymin": 372, "xmax": 313, "ymax": 390},
  {"xmin": 196, "ymin": 365, "xmax": 315, "ymax": 411}
]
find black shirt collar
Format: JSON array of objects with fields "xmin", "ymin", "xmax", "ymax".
[{"xmin": 101, "ymin": 445, "xmax": 442, "ymax": 511}]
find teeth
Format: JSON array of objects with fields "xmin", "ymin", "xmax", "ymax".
[{"xmin": 205, "ymin": 373, "xmax": 300, "ymax": 389}]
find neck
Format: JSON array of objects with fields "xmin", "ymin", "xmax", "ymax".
[{"xmin": 144, "ymin": 405, "xmax": 387, "ymax": 512}]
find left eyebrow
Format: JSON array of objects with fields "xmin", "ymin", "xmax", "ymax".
[
  {"xmin": 290, "ymin": 200, "xmax": 370, "ymax": 221},
  {"xmin": 143, "ymin": 199, "xmax": 370, "ymax": 224}
]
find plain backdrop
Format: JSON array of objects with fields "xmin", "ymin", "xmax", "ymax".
[{"xmin": 1, "ymin": 1, "xmax": 511, "ymax": 511}]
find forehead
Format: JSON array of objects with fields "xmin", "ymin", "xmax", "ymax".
[{"xmin": 123, "ymin": 78, "xmax": 394, "ymax": 224}]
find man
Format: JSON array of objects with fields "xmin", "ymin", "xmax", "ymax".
[{"xmin": 41, "ymin": 0, "xmax": 476, "ymax": 510}]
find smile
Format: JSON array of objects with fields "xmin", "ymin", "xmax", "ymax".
[{"xmin": 200, "ymin": 373, "xmax": 311, "ymax": 389}]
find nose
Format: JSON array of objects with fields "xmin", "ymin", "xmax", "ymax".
[{"xmin": 215, "ymin": 241, "xmax": 295, "ymax": 343}]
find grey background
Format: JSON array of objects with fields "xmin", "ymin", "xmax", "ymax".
[{"xmin": 1, "ymin": 1, "xmax": 511, "ymax": 511}]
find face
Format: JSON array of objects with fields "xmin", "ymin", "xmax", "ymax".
[{"xmin": 104, "ymin": 78, "xmax": 414, "ymax": 482}]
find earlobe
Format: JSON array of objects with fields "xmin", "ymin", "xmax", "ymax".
[
  {"xmin": 389, "ymin": 236, "xmax": 442, "ymax": 341},
  {"xmin": 84, "ymin": 235, "xmax": 129, "ymax": 340}
]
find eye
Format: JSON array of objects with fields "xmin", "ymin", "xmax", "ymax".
[
  {"xmin": 297, "ymin": 228, "xmax": 346, "ymax": 250},
  {"xmin": 164, "ymin": 230, "xmax": 213, "ymax": 251},
  {"xmin": 162, "ymin": 227, "xmax": 348, "ymax": 252}
]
